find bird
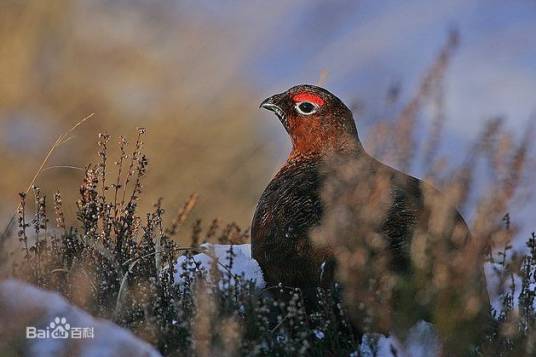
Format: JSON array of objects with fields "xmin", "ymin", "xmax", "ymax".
[{"xmin": 251, "ymin": 84, "xmax": 492, "ymax": 353}]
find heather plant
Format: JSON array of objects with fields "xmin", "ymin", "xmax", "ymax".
[
  {"xmin": 3, "ymin": 117, "xmax": 536, "ymax": 356},
  {"xmin": 7, "ymin": 130, "xmax": 358, "ymax": 356}
]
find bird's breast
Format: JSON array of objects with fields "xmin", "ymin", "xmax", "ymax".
[{"xmin": 251, "ymin": 160, "xmax": 327, "ymax": 282}]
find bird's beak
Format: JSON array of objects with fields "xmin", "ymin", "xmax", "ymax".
[{"xmin": 260, "ymin": 94, "xmax": 285, "ymax": 121}]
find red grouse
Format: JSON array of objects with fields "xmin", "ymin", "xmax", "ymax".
[{"xmin": 251, "ymin": 84, "xmax": 491, "ymax": 349}]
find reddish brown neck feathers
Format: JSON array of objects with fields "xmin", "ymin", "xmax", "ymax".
[{"xmin": 288, "ymin": 117, "xmax": 359, "ymax": 161}]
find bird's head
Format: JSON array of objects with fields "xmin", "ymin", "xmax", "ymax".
[{"xmin": 260, "ymin": 84, "xmax": 361, "ymax": 159}]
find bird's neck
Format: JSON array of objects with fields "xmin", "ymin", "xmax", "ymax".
[{"xmin": 288, "ymin": 132, "xmax": 363, "ymax": 162}]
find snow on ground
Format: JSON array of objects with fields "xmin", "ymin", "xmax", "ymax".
[
  {"xmin": 174, "ymin": 243, "xmax": 265, "ymax": 288},
  {"xmin": 360, "ymin": 321, "xmax": 441, "ymax": 357},
  {"xmin": 484, "ymin": 260, "xmax": 532, "ymax": 314},
  {"xmin": 0, "ymin": 279, "xmax": 161, "ymax": 357}
]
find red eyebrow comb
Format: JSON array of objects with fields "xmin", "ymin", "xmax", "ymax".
[{"xmin": 292, "ymin": 93, "xmax": 325, "ymax": 106}]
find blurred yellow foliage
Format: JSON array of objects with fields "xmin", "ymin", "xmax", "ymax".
[{"xmin": 0, "ymin": 0, "xmax": 277, "ymax": 236}]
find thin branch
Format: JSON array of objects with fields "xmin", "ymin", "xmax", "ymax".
[
  {"xmin": 0, "ymin": 113, "xmax": 95, "ymax": 244},
  {"xmin": 41, "ymin": 165, "xmax": 85, "ymax": 173}
]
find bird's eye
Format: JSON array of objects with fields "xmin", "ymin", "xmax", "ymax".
[{"xmin": 295, "ymin": 101, "xmax": 318, "ymax": 115}]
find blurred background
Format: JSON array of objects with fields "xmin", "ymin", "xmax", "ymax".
[{"xmin": 0, "ymin": 0, "xmax": 535, "ymax": 239}]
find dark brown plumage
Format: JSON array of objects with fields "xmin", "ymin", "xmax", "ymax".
[
  {"xmin": 252, "ymin": 84, "xmax": 442, "ymax": 289},
  {"xmin": 251, "ymin": 84, "xmax": 492, "ymax": 350},
  {"xmin": 252, "ymin": 85, "xmax": 360, "ymax": 288}
]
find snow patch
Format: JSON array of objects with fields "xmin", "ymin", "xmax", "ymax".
[
  {"xmin": 174, "ymin": 243, "xmax": 265, "ymax": 288},
  {"xmin": 360, "ymin": 321, "xmax": 441, "ymax": 357},
  {"xmin": 0, "ymin": 279, "xmax": 161, "ymax": 357}
]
